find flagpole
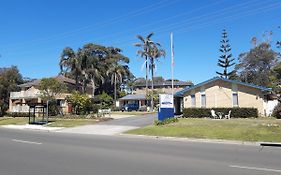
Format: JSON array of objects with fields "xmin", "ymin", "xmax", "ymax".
[{"xmin": 170, "ymin": 32, "xmax": 174, "ymax": 97}]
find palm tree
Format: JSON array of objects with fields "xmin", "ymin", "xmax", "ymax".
[
  {"xmin": 148, "ymin": 43, "xmax": 165, "ymax": 110},
  {"xmin": 106, "ymin": 47, "xmax": 130, "ymax": 104},
  {"xmin": 134, "ymin": 33, "xmax": 154, "ymax": 99},
  {"xmin": 107, "ymin": 64, "xmax": 128, "ymax": 104},
  {"xmin": 59, "ymin": 47, "xmax": 81, "ymax": 91}
]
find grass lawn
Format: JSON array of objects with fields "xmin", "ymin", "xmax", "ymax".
[
  {"xmin": 111, "ymin": 111, "xmax": 156, "ymax": 115},
  {"xmin": 126, "ymin": 118, "xmax": 281, "ymax": 142},
  {"xmin": 0, "ymin": 117, "xmax": 98, "ymax": 128}
]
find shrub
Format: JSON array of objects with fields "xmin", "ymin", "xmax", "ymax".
[
  {"xmin": 183, "ymin": 107, "xmax": 258, "ymax": 118},
  {"xmin": 92, "ymin": 104, "xmax": 102, "ymax": 114},
  {"xmin": 272, "ymin": 103, "xmax": 281, "ymax": 119},
  {"xmin": 6, "ymin": 112, "xmax": 30, "ymax": 117},
  {"xmin": 111, "ymin": 106, "xmax": 120, "ymax": 111},
  {"xmin": 94, "ymin": 92, "xmax": 113, "ymax": 109},
  {"xmin": 66, "ymin": 91, "xmax": 91, "ymax": 115},
  {"xmin": 154, "ymin": 117, "xmax": 179, "ymax": 126}
]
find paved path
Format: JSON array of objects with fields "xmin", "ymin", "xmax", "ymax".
[
  {"xmin": 1, "ymin": 128, "xmax": 280, "ymax": 175},
  {"xmin": 59, "ymin": 114, "xmax": 156, "ymax": 135}
]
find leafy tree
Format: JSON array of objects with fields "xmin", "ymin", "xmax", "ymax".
[
  {"xmin": 271, "ymin": 62, "xmax": 281, "ymax": 93},
  {"xmin": 38, "ymin": 78, "xmax": 67, "ymax": 115},
  {"xmin": 123, "ymin": 77, "xmax": 138, "ymax": 94},
  {"xmin": 235, "ymin": 42, "xmax": 280, "ymax": 87},
  {"xmin": 99, "ymin": 91, "xmax": 113, "ymax": 108},
  {"xmin": 106, "ymin": 47, "xmax": 130, "ymax": 104},
  {"xmin": 216, "ymin": 29, "xmax": 235, "ymax": 79},
  {"xmin": 79, "ymin": 43, "xmax": 107, "ymax": 98},
  {"xmin": 39, "ymin": 78, "xmax": 66, "ymax": 101},
  {"xmin": 0, "ymin": 66, "xmax": 23, "ymax": 116},
  {"xmin": 59, "ymin": 43, "xmax": 132, "ymax": 99},
  {"xmin": 94, "ymin": 91, "xmax": 113, "ymax": 109}
]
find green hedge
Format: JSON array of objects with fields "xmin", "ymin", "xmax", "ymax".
[
  {"xmin": 6, "ymin": 112, "xmax": 30, "ymax": 117},
  {"xmin": 272, "ymin": 103, "xmax": 281, "ymax": 119},
  {"xmin": 183, "ymin": 108, "xmax": 258, "ymax": 118}
]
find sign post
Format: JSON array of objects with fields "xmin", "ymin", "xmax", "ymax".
[{"xmin": 158, "ymin": 94, "xmax": 174, "ymax": 121}]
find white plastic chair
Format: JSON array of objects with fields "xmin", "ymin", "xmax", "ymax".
[
  {"xmin": 225, "ymin": 110, "xmax": 231, "ymax": 119},
  {"xmin": 211, "ymin": 110, "xmax": 218, "ymax": 119}
]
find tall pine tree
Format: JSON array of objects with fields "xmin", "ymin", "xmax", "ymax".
[{"xmin": 216, "ymin": 29, "xmax": 235, "ymax": 79}]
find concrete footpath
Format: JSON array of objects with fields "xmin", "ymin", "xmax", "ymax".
[
  {"xmin": 58, "ymin": 124, "xmax": 139, "ymax": 135},
  {"xmin": 2, "ymin": 124, "xmax": 62, "ymax": 131},
  {"xmin": 58, "ymin": 114, "xmax": 156, "ymax": 135}
]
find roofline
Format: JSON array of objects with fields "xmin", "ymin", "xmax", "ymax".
[
  {"xmin": 175, "ymin": 77, "xmax": 272, "ymax": 97},
  {"xmin": 119, "ymin": 94, "xmax": 147, "ymax": 100}
]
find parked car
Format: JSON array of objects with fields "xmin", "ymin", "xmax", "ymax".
[{"xmin": 122, "ymin": 103, "xmax": 139, "ymax": 112}]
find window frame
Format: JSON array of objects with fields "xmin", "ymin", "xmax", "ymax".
[
  {"xmin": 191, "ymin": 94, "xmax": 196, "ymax": 107},
  {"xmin": 201, "ymin": 94, "xmax": 206, "ymax": 108},
  {"xmin": 232, "ymin": 93, "xmax": 238, "ymax": 107}
]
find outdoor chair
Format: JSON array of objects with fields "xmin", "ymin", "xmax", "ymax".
[
  {"xmin": 210, "ymin": 110, "xmax": 219, "ymax": 119},
  {"xmin": 225, "ymin": 110, "xmax": 231, "ymax": 119}
]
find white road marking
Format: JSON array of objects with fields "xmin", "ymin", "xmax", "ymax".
[
  {"xmin": 229, "ymin": 165, "xmax": 281, "ymax": 173},
  {"xmin": 12, "ymin": 139, "xmax": 42, "ymax": 145}
]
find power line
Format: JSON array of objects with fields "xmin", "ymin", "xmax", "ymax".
[
  {"xmin": 0, "ymin": 0, "xmax": 180, "ymax": 49},
  {"xmin": 113, "ymin": 1, "xmax": 281, "ymax": 48},
  {"xmin": 4, "ymin": 0, "xmax": 281, "ymax": 56}
]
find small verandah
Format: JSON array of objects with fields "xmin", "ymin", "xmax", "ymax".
[{"xmin": 118, "ymin": 94, "xmax": 147, "ymax": 108}]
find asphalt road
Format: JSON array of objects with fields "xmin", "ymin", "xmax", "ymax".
[{"xmin": 0, "ymin": 128, "xmax": 280, "ymax": 175}]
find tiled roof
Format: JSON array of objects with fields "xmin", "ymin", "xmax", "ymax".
[
  {"xmin": 134, "ymin": 81, "xmax": 193, "ymax": 87},
  {"xmin": 119, "ymin": 94, "xmax": 146, "ymax": 100},
  {"xmin": 18, "ymin": 75, "xmax": 76, "ymax": 88},
  {"xmin": 175, "ymin": 77, "xmax": 272, "ymax": 97}
]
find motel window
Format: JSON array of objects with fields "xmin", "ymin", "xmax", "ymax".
[
  {"xmin": 201, "ymin": 94, "xmax": 206, "ymax": 107},
  {"xmin": 191, "ymin": 94, "xmax": 196, "ymax": 107},
  {"xmin": 232, "ymin": 93, "xmax": 238, "ymax": 107}
]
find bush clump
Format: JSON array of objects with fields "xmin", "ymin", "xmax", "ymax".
[
  {"xmin": 272, "ymin": 103, "xmax": 281, "ymax": 119},
  {"xmin": 6, "ymin": 112, "xmax": 30, "ymax": 117},
  {"xmin": 154, "ymin": 117, "xmax": 179, "ymax": 126},
  {"xmin": 183, "ymin": 108, "xmax": 258, "ymax": 118}
]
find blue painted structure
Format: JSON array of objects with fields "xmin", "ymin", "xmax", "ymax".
[{"xmin": 158, "ymin": 108, "xmax": 174, "ymax": 121}]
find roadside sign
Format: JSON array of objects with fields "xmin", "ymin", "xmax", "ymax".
[
  {"xmin": 158, "ymin": 94, "xmax": 174, "ymax": 121},
  {"xmin": 159, "ymin": 94, "xmax": 174, "ymax": 108}
]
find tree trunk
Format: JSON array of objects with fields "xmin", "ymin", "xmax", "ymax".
[
  {"xmin": 145, "ymin": 56, "xmax": 148, "ymax": 100},
  {"xmin": 91, "ymin": 79, "xmax": 95, "ymax": 99},
  {"xmin": 151, "ymin": 59, "xmax": 154, "ymax": 112},
  {"xmin": 114, "ymin": 73, "xmax": 117, "ymax": 106},
  {"xmin": 75, "ymin": 74, "xmax": 79, "ymax": 91}
]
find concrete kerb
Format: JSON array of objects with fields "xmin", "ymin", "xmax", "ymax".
[
  {"xmin": 1, "ymin": 124, "xmax": 63, "ymax": 132},
  {"xmin": 120, "ymin": 133, "xmax": 261, "ymax": 146}
]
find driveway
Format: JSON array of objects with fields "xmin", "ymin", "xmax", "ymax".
[{"xmin": 58, "ymin": 113, "xmax": 156, "ymax": 135}]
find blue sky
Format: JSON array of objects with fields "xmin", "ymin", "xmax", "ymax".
[{"xmin": 0, "ymin": 0, "xmax": 280, "ymax": 84}]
